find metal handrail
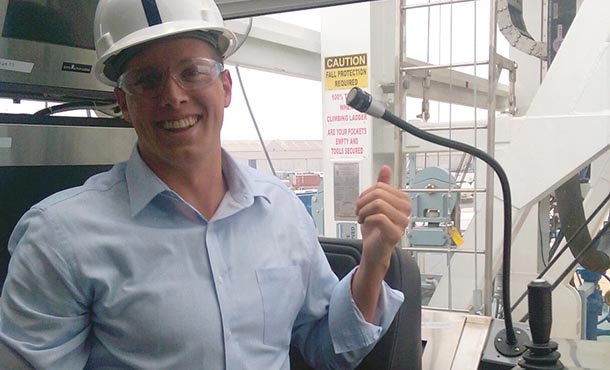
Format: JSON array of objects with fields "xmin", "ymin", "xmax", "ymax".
[{"xmin": 404, "ymin": 0, "xmax": 477, "ymax": 10}]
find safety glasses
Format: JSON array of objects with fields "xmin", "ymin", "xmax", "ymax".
[{"xmin": 117, "ymin": 57, "xmax": 224, "ymax": 98}]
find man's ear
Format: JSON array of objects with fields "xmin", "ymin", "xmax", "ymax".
[
  {"xmin": 114, "ymin": 87, "xmax": 131, "ymax": 123},
  {"xmin": 221, "ymin": 70, "xmax": 232, "ymax": 108}
]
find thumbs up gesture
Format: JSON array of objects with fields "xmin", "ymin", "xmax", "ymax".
[
  {"xmin": 351, "ymin": 165, "xmax": 411, "ymax": 322},
  {"xmin": 355, "ymin": 165, "xmax": 411, "ymax": 268}
]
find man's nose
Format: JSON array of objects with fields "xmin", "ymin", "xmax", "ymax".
[{"xmin": 158, "ymin": 74, "xmax": 188, "ymax": 107}]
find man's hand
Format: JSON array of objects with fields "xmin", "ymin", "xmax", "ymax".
[
  {"xmin": 356, "ymin": 165, "xmax": 411, "ymax": 270},
  {"xmin": 351, "ymin": 165, "xmax": 411, "ymax": 322}
]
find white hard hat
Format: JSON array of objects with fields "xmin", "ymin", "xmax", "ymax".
[{"xmin": 93, "ymin": 0, "xmax": 238, "ymax": 86}]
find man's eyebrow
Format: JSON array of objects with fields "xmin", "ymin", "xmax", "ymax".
[
  {"xmin": 127, "ymin": 57, "xmax": 215, "ymax": 74},
  {"xmin": 126, "ymin": 65, "xmax": 160, "ymax": 74}
]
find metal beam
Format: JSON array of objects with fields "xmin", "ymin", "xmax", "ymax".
[
  {"xmin": 401, "ymin": 57, "xmax": 510, "ymax": 112},
  {"xmin": 215, "ymin": 0, "xmax": 378, "ymax": 19},
  {"xmin": 226, "ymin": 17, "xmax": 321, "ymax": 80}
]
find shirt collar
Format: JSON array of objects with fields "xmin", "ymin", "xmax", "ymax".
[
  {"xmin": 214, "ymin": 149, "xmax": 271, "ymax": 220},
  {"xmin": 125, "ymin": 147, "xmax": 270, "ymax": 218},
  {"xmin": 125, "ymin": 147, "xmax": 172, "ymax": 217}
]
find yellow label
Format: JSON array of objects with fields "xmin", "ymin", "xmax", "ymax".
[
  {"xmin": 449, "ymin": 227, "xmax": 464, "ymax": 246},
  {"xmin": 324, "ymin": 53, "xmax": 368, "ymax": 91}
]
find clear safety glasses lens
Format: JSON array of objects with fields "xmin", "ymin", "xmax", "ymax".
[{"xmin": 117, "ymin": 58, "xmax": 223, "ymax": 98}]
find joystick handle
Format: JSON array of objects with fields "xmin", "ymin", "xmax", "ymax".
[{"xmin": 528, "ymin": 279, "xmax": 552, "ymax": 345}]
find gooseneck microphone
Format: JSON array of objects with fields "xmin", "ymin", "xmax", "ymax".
[
  {"xmin": 346, "ymin": 87, "xmax": 526, "ymax": 356},
  {"xmin": 345, "ymin": 87, "xmax": 386, "ymax": 118}
]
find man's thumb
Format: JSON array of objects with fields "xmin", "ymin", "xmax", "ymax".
[{"xmin": 377, "ymin": 165, "xmax": 392, "ymax": 185}]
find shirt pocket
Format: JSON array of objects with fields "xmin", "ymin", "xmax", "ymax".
[{"xmin": 256, "ymin": 266, "xmax": 304, "ymax": 348}]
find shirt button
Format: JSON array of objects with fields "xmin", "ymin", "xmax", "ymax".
[
  {"xmin": 218, "ymin": 276, "xmax": 224, "ymax": 285},
  {"xmin": 226, "ymin": 330, "xmax": 232, "ymax": 339}
]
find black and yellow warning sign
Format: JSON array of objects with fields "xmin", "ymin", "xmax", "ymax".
[{"xmin": 324, "ymin": 53, "xmax": 368, "ymax": 91}]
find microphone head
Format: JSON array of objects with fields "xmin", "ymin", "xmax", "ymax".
[{"xmin": 346, "ymin": 87, "xmax": 372, "ymax": 113}]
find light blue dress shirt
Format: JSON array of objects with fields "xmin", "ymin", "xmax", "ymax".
[{"xmin": 0, "ymin": 148, "xmax": 404, "ymax": 370}]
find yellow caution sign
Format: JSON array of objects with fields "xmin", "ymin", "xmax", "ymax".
[
  {"xmin": 449, "ymin": 227, "xmax": 464, "ymax": 246},
  {"xmin": 324, "ymin": 53, "xmax": 368, "ymax": 91}
]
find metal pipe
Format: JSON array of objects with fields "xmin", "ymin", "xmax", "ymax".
[
  {"xmin": 483, "ymin": 0, "xmax": 498, "ymax": 317},
  {"xmin": 404, "ymin": 0, "xmax": 476, "ymax": 10},
  {"xmin": 419, "ymin": 124, "xmax": 489, "ymax": 131},
  {"xmin": 404, "ymin": 247, "xmax": 486, "ymax": 254},
  {"xmin": 394, "ymin": 0, "xmax": 406, "ymax": 189},
  {"xmin": 403, "ymin": 187, "xmax": 485, "ymax": 193},
  {"xmin": 422, "ymin": 305, "xmax": 471, "ymax": 313},
  {"xmin": 401, "ymin": 60, "xmax": 490, "ymax": 72}
]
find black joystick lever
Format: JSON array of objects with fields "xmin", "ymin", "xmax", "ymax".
[{"xmin": 515, "ymin": 279, "xmax": 564, "ymax": 370}]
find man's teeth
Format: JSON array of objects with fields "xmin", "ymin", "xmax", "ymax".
[{"xmin": 161, "ymin": 117, "xmax": 197, "ymax": 129}]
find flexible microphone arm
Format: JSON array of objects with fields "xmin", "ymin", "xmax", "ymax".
[{"xmin": 346, "ymin": 87, "xmax": 526, "ymax": 356}]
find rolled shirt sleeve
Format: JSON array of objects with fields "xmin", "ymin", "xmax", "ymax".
[
  {"xmin": 329, "ymin": 267, "xmax": 404, "ymax": 354},
  {"xmin": 290, "ymin": 210, "xmax": 405, "ymax": 369}
]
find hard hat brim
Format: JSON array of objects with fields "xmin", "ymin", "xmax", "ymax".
[{"xmin": 95, "ymin": 21, "xmax": 238, "ymax": 86}]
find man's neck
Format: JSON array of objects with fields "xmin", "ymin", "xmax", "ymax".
[{"xmin": 146, "ymin": 151, "xmax": 227, "ymax": 220}]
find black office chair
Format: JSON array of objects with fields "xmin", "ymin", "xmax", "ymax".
[{"xmin": 290, "ymin": 237, "xmax": 422, "ymax": 370}]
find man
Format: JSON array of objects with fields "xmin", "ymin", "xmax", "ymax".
[{"xmin": 0, "ymin": 0, "xmax": 411, "ymax": 369}]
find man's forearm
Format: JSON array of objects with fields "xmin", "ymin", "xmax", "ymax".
[{"xmin": 351, "ymin": 259, "xmax": 390, "ymax": 323}]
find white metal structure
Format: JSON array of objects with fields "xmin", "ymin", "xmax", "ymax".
[{"xmin": 405, "ymin": 0, "xmax": 610, "ymax": 340}]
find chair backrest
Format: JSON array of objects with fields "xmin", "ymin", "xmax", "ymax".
[{"xmin": 290, "ymin": 237, "xmax": 422, "ymax": 370}]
